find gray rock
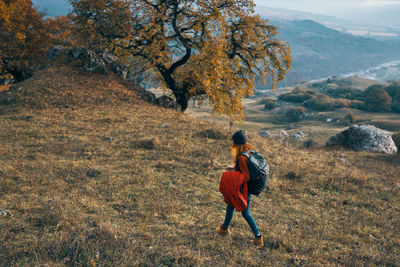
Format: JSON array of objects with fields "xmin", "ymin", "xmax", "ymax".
[
  {"xmin": 47, "ymin": 45, "xmax": 71, "ymax": 59},
  {"xmin": 156, "ymin": 95, "xmax": 180, "ymax": 110},
  {"xmin": 0, "ymin": 209, "xmax": 10, "ymax": 216},
  {"xmin": 327, "ymin": 125, "xmax": 397, "ymax": 154},
  {"xmin": 80, "ymin": 50, "xmax": 108, "ymax": 74},
  {"xmin": 290, "ymin": 131, "xmax": 306, "ymax": 139},
  {"xmin": 259, "ymin": 131, "xmax": 271, "ymax": 138},
  {"xmin": 71, "ymin": 47, "xmax": 85, "ymax": 60}
]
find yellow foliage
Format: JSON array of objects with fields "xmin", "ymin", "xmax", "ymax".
[{"xmin": 71, "ymin": 0, "xmax": 291, "ymax": 119}]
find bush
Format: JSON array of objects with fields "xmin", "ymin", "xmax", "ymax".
[
  {"xmin": 385, "ymin": 81, "xmax": 400, "ymax": 102},
  {"xmin": 334, "ymin": 98, "xmax": 351, "ymax": 108},
  {"xmin": 344, "ymin": 112, "xmax": 357, "ymax": 123},
  {"xmin": 363, "ymin": 84, "xmax": 392, "ymax": 112},
  {"xmin": 277, "ymin": 88, "xmax": 316, "ymax": 103},
  {"xmin": 303, "ymin": 139, "xmax": 319, "ymax": 148},
  {"xmin": 391, "ymin": 101, "xmax": 400, "ymax": 113},
  {"xmin": 304, "ymin": 94, "xmax": 336, "ymax": 111},
  {"xmin": 350, "ymin": 100, "xmax": 365, "ymax": 110},
  {"xmin": 392, "ymin": 132, "xmax": 400, "ymax": 152},
  {"xmin": 326, "ymin": 86, "xmax": 363, "ymax": 100},
  {"xmin": 263, "ymin": 99, "xmax": 277, "ymax": 110},
  {"xmin": 285, "ymin": 106, "xmax": 306, "ymax": 121}
]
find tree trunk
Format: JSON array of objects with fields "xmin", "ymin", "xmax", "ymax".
[{"xmin": 174, "ymin": 91, "xmax": 189, "ymax": 112}]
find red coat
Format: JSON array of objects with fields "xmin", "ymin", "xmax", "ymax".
[{"xmin": 219, "ymin": 171, "xmax": 248, "ymax": 211}]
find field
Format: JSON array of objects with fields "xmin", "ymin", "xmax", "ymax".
[
  {"xmin": 188, "ymin": 95, "xmax": 400, "ymax": 146},
  {"xmin": 1, "ymin": 62, "xmax": 399, "ymax": 266}
]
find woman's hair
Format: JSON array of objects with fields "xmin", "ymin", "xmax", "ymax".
[{"xmin": 231, "ymin": 143, "xmax": 253, "ymax": 163}]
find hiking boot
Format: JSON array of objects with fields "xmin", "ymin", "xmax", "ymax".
[
  {"xmin": 216, "ymin": 225, "xmax": 230, "ymax": 235},
  {"xmin": 251, "ymin": 235, "xmax": 264, "ymax": 247}
]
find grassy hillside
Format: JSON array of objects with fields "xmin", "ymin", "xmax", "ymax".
[{"xmin": 1, "ymin": 61, "xmax": 399, "ymax": 266}]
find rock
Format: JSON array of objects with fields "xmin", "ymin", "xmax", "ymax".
[
  {"xmin": 1, "ymin": 96, "xmax": 14, "ymax": 105},
  {"xmin": 161, "ymin": 123, "xmax": 170, "ymax": 128},
  {"xmin": 80, "ymin": 50, "xmax": 108, "ymax": 74},
  {"xmin": 276, "ymin": 130, "xmax": 288, "ymax": 138},
  {"xmin": 326, "ymin": 125, "xmax": 397, "ymax": 154},
  {"xmin": 71, "ymin": 47, "xmax": 85, "ymax": 60},
  {"xmin": 259, "ymin": 131, "xmax": 271, "ymax": 138},
  {"xmin": 47, "ymin": 45, "xmax": 71, "ymax": 58},
  {"xmin": 0, "ymin": 209, "xmax": 10, "ymax": 216},
  {"xmin": 140, "ymin": 90, "xmax": 157, "ymax": 104},
  {"xmin": 290, "ymin": 131, "xmax": 306, "ymax": 139},
  {"xmin": 156, "ymin": 95, "xmax": 180, "ymax": 110}
]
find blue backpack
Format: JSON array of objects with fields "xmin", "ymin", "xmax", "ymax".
[{"xmin": 237, "ymin": 149, "xmax": 269, "ymax": 196}]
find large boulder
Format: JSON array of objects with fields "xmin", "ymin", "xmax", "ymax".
[{"xmin": 326, "ymin": 125, "xmax": 397, "ymax": 154}]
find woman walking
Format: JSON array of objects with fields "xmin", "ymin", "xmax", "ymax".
[{"xmin": 217, "ymin": 130, "xmax": 264, "ymax": 246}]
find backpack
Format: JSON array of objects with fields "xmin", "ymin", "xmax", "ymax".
[{"xmin": 237, "ymin": 149, "xmax": 269, "ymax": 196}]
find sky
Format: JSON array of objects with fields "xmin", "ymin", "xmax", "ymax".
[
  {"xmin": 254, "ymin": 0, "xmax": 400, "ymax": 12},
  {"xmin": 254, "ymin": 0, "xmax": 400, "ymax": 15}
]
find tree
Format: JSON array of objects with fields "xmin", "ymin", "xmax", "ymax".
[
  {"xmin": 363, "ymin": 84, "xmax": 392, "ymax": 112},
  {"xmin": 70, "ymin": 0, "xmax": 291, "ymax": 119},
  {"xmin": 46, "ymin": 14, "xmax": 77, "ymax": 47},
  {"xmin": 0, "ymin": 0, "xmax": 50, "ymax": 81},
  {"xmin": 285, "ymin": 106, "xmax": 306, "ymax": 122}
]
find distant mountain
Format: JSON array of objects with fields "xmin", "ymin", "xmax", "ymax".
[
  {"xmin": 255, "ymin": 5, "xmax": 400, "ymax": 37},
  {"xmin": 32, "ymin": 0, "xmax": 71, "ymax": 17},
  {"xmin": 257, "ymin": 18, "xmax": 400, "ymax": 88}
]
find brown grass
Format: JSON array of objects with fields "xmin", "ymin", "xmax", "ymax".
[{"xmin": 1, "ymin": 62, "xmax": 399, "ymax": 266}]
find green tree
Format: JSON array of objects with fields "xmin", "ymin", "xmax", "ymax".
[
  {"xmin": 285, "ymin": 106, "xmax": 306, "ymax": 122},
  {"xmin": 363, "ymin": 84, "xmax": 392, "ymax": 112},
  {"xmin": 385, "ymin": 81, "xmax": 400, "ymax": 102},
  {"xmin": 70, "ymin": 0, "xmax": 291, "ymax": 119}
]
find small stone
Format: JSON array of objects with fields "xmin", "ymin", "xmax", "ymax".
[{"xmin": 0, "ymin": 209, "xmax": 10, "ymax": 216}]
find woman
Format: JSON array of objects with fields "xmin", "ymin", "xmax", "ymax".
[{"xmin": 217, "ymin": 130, "xmax": 264, "ymax": 246}]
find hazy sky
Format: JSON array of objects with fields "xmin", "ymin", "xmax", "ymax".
[{"xmin": 254, "ymin": 0, "xmax": 400, "ymax": 16}]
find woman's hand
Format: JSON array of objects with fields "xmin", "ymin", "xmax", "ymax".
[{"xmin": 226, "ymin": 166, "xmax": 235, "ymax": 171}]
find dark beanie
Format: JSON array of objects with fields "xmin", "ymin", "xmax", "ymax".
[{"xmin": 232, "ymin": 130, "xmax": 247, "ymax": 145}]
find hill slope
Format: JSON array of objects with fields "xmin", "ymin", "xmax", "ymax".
[{"xmin": 1, "ymin": 61, "xmax": 399, "ymax": 266}]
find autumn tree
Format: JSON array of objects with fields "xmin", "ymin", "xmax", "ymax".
[
  {"xmin": 70, "ymin": 0, "xmax": 291, "ymax": 119},
  {"xmin": 0, "ymin": 0, "xmax": 50, "ymax": 81},
  {"xmin": 46, "ymin": 14, "xmax": 77, "ymax": 47}
]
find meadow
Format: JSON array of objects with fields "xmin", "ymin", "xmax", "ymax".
[{"xmin": 1, "ymin": 61, "xmax": 399, "ymax": 266}]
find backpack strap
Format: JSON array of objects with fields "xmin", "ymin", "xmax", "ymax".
[
  {"xmin": 235, "ymin": 149, "xmax": 256, "ymax": 172},
  {"xmin": 239, "ymin": 149, "xmax": 256, "ymax": 159}
]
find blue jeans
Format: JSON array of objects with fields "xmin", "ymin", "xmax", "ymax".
[{"xmin": 222, "ymin": 194, "xmax": 260, "ymax": 237}]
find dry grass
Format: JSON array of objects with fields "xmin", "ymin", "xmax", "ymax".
[{"xmin": 1, "ymin": 62, "xmax": 399, "ymax": 266}]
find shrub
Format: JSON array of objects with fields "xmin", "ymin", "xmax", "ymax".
[
  {"xmin": 350, "ymin": 100, "xmax": 365, "ymax": 110},
  {"xmin": 363, "ymin": 84, "xmax": 392, "ymax": 112},
  {"xmin": 304, "ymin": 94, "xmax": 336, "ymax": 111},
  {"xmin": 334, "ymin": 98, "xmax": 351, "ymax": 108},
  {"xmin": 303, "ymin": 139, "xmax": 318, "ymax": 148},
  {"xmin": 277, "ymin": 88, "xmax": 316, "ymax": 103},
  {"xmin": 263, "ymin": 99, "xmax": 277, "ymax": 110},
  {"xmin": 285, "ymin": 106, "xmax": 306, "ymax": 121},
  {"xmin": 344, "ymin": 112, "xmax": 357, "ymax": 123},
  {"xmin": 385, "ymin": 81, "xmax": 400, "ymax": 102},
  {"xmin": 326, "ymin": 86, "xmax": 363, "ymax": 100},
  {"xmin": 392, "ymin": 101, "xmax": 400, "ymax": 113},
  {"xmin": 392, "ymin": 132, "xmax": 400, "ymax": 151}
]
